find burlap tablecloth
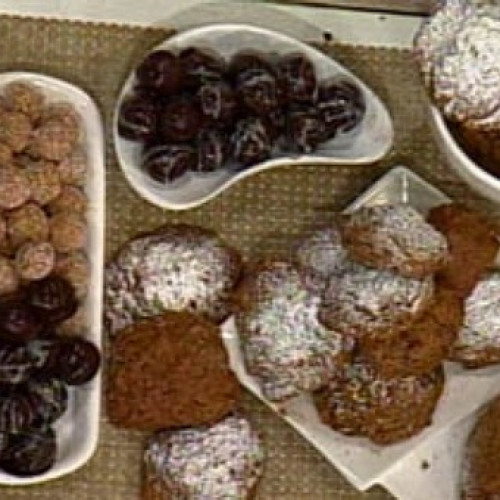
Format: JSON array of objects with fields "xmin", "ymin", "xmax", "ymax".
[{"xmin": 0, "ymin": 13, "xmax": 498, "ymax": 500}]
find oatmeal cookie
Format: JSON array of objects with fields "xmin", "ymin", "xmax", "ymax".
[
  {"xmin": 340, "ymin": 204, "xmax": 448, "ymax": 279},
  {"xmin": 314, "ymin": 358, "xmax": 445, "ymax": 445},
  {"xmin": 107, "ymin": 311, "xmax": 241, "ymax": 431}
]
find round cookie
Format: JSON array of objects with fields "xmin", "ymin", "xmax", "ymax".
[
  {"xmin": 461, "ymin": 396, "xmax": 500, "ymax": 499},
  {"xmin": 450, "ymin": 271, "xmax": 500, "ymax": 368},
  {"xmin": 318, "ymin": 265, "xmax": 434, "ymax": 340},
  {"xmin": 339, "ymin": 204, "xmax": 448, "ymax": 279},
  {"xmin": 314, "ymin": 358, "xmax": 445, "ymax": 445},
  {"xmin": 235, "ymin": 260, "xmax": 351, "ymax": 402},
  {"xmin": 142, "ymin": 414, "xmax": 264, "ymax": 500},
  {"xmin": 107, "ymin": 311, "xmax": 241, "ymax": 431},
  {"xmin": 360, "ymin": 284, "xmax": 463, "ymax": 378},
  {"xmin": 104, "ymin": 224, "xmax": 241, "ymax": 333}
]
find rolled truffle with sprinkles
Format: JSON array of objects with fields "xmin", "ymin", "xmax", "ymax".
[
  {"xmin": 450, "ymin": 271, "xmax": 500, "ymax": 367},
  {"xmin": 235, "ymin": 260, "xmax": 351, "ymax": 402},
  {"xmin": 104, "ymin": 224, "xmax": 241, "ymax": 333},
  {"xmin": 142, "ymin": 414, "xmax": 264, "ymax": 500}
]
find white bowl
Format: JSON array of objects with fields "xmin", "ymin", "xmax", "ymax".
[
  {"xmin": 429, "ymin": 104, "xmax": 500, "ymax": 203},
  {"xmin": 113, "ymin": 23, "xmax": 394, "ymax": 211},
  {"xmin": 0, "ymin": 73, "xmax": 105, "ymax": 485}
]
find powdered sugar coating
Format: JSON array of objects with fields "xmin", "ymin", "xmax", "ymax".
[
  {"xmin": 413, "ymin": 0, "xmax": 472, "ymax": 85},
  {"xmin": 341, "ymin": 204, "xmax": 448, "ymax": 278},
  {"xmin": 144, "ymin": 415, "xmax": 264, "ymax": 500},
  {"xmin": 452, "ymin": 271, "xmax": 500, "ymax": 364},
  {"xmin": 236, "ymin": 261, "xmax": 350, "ymax": 402},
  {"xmin": 433, "ymin": 10, "xmax": 500, "ymax": 128},
  {"xmin": 319, "ymin": 266, "xmax": 434, "ymax": 338},
  {"xmin": 105, "ymin": 225, "xmax": 241, "ymax": 333},
  {"xmin": 294, "ymin": 224, "xmax": 351, "ymax": 293}
]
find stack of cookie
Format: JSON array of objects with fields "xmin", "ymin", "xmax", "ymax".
[
  {"xmin": 235, "ymin": 202, "xmax": 500, "ymax": 445},
  {"xmin": 105, "ymin": 224, "xmax": 265, "ymax": 500}
]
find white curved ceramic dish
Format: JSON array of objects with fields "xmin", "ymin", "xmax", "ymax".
[
  {"xmin": 113, "ymin": 23, "xmax": 394, "ymax": 210},
  {"xmin": 221, "ymin": 167, "xmax": 500, "ymax": 491},
  {"xmin": 429, "ymin": 104, "xmax": 500, "ymax": 204},
  {"xmin": 0, "ymin": 73, "xmax": 105, "ymax": 485}
]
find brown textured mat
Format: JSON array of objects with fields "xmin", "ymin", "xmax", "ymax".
[{"xmin": 0, "ymin": 13, "xmax": 498, "ymax": 500}]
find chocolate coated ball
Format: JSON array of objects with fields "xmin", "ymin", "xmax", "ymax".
[
  {"xmin": 0, "ymin": 427, "xmax": 56, "ymax": 477},
  {"xmin": 198, "ymin": 81, "xmax": 238, "ymax": 125},
  {"xmin": 236, "ymin": 68, "xmax": 281, "ymax": 115},
  {"xmin": 231, "ymin": 117, "xmax": 273, "ymax": 167},
  {"xmin": 179, "ymin": 47, "xmax": 225, "ymax": 89},
  {"xmin": 287, "ymin": 107, "xmax": 325, "ymax": 153},
  {"xmin": 317, "ymin": 79, "xmax": 366, "ymax": 138},
  {"xmin": 195, "ymin": 129, "xmax": 229, "ymax": 173},
  {"xmin": 0, "ymin": 301, "xmax": 41, "ymax": 343},
  {"xmin": 136, "ymin": 50, "xmax": 184, "ymax": 95},
  {"xmin": 26, "ymin": 276, "xmax": 78, "ymax": 327},
  {"xmin": 160, "ymin": 98, "xmax": 203, "ymax": 142},
  {"xmin": 54, "ymin": 338, "xmax": 101, "ymax": 386},
  {"xmin": 118, "ymin": 95, "xmax": 158, "ymax": 142},
  {"xmin": 279, "ymin": 53, "xmax": 317, "ymax": 104},
  {"xmin": 142, "ymin": 144, "xmax": 196, "ymax": 184}
]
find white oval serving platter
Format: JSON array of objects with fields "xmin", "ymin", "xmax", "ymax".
[
  {"xmin": 113, "ymin": 23, "xmax": 394, "ymax": 210},
  {"xmin": 0, "ymin": 72, "xmax": 105, "ymax": 485}
]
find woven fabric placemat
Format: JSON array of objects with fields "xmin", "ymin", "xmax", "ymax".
[{"xmin": 0, "ymin": 13, "xmax": 499, "ymax": 500}]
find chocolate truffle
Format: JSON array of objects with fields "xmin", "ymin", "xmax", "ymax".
[
  {"xmin": 0, "ymin": 427, "xmax": 57, "ymax": 477},
  {"xmin": 0, "ymin": 393, "xmax": 37, "ymax": 433},
  {"xmin": 0, "ymin": 300, "xmax": 41, "ymax": 343},
  {"xmin": 198, "ymin": 80, "xmax": 238, "ymax": 124},
  {"xmin": 287, "ymin": 106, "xmax": 325, "ymax": 153},
  {"xmin": 27, "ymin": 379, "xmax": 68, "ymax": 425},
  {"xmin": 179, "ymin": 47, "xmax": 225, "ymax": 89},
  {"xmin": 230, "ymin": 117, "xmax": 272, "ymax": 167},
  {"xmin": 53, "ymin": 337, "xmax": 100, "ymax": 386},
  {"xmin": 195, "ymin": 128, "xmax": 229, "ymax": 173},
  {"xmin": 236, "ymin": 68, "xmax": 281, "ymax": 115},
  {"xmin": 136, "ymin": 50, "xmax": 184, "ymax": 95},
  {"xmin": 117, "ymin": 95, "xmax": 158, "ymax": 142},
  {"xmin": 26, "ymin": 275, "xmax": 78, "ymax": 326},
  {"xmin": 142, "ymin": 143, "xmax": 196, "ymax": 184},
  {"xmin": 159, "ymin": 97, "xmax": 203, "ymax": 142},
  {"xmin": 279, "ymin": 53, "xmax": 317, "ymax": 104},
  {"xmin": 0, "ymin": 343, "xmax": 34, "ymax": 385}
]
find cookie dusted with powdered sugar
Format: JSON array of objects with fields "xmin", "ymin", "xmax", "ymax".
[
  {"xmin": 450, "ymin": 271, "xmax": 500, "ymax": 368},
  {"xmin": 104, "ymin": 224, "xmax": 241, "ymax": 333},
  {"xmin": 293, "ymin": 223, "xmax": 351, "ymax": 293},
  {"xmin": 142, "ymin": 415, "xmax": 264, "ymax": 500},
  {"xmin": 235, "ymin": 261, "xmax": 351, "ymax": 403},
  {"xmin": 461, "ymin": 396, "xmax": 500, "ymax": 499},
  {"xmin": 319, "ymin": 266, "xmax": 434, "ymax": 340},
  {"xmin": 314, "ymin": 358, "xmax": 445, "ymax": 445},
  {"xmin": 340, "ymin": 204, "xmax": 449, "ymax": 279},
  {"xmin": 413, "ymin": 0, "xmax": 473, "ymax": 86}
]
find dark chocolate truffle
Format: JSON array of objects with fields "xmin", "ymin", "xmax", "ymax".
[
  {"xmin": 135, "ymin": 50, "xmax": 184, "ymax": 95},
  {"xmin": 160, "ymin": 97, "xmax": 203, "ymax": 142},
  {"xmin": 117, "ymin": 95, "xmax": 158, "ymax": 142},
  {"xmin": 196, "ymin": 129, "xmax": 229, "ymax": 173},
  {"xmin": 287, "ymin": 106, "xmax": 326, "ymax": 153},
  {"xmin": 54, "ymin": 338, "xmax": 100, "ymax": 386},
  {"xmin": 0, "ymin": 343, "xmax": 34, "ymax": 385},
  {"xmin": 0, "ymin": 393, "xmax": 37, "ymax": 433},
  {"xmin": 279, "ymin": 53, "xmax": 317, "ymax": 104},
  {"xmin": 142, "ymin": 144, "xmax": 197, "ymax": 184},
  {"xmin": 0, "ymin": 301, "xmax": 41, "ymax": 343},
  {"xmin": 28, "ymin": 379, "xmax": 68, "ymax": 426},
  {"xmin": 230, "ymin": 117, "xmax": 272, "ymax": 167},
  {"xmin": 26, "ymin": 276, "xmax": 78, "ymax": 327},
  {"xmin": 198, "ymin": 80, "xmax": 238, "ymax": 125},
  {"xmin": 317, "ymin": 79, "xmax": 366, "ymax": 138},
  {"xmin": 236, "ymin": 68, "xmax": 281, "ymax": 115},
  {"xmin": 0, "ymin": 427, "xmax": 56, "ymax": 477},
  {"xmin": 179, "ymin": 47, "xmax": 225, "ymax": 89}
]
